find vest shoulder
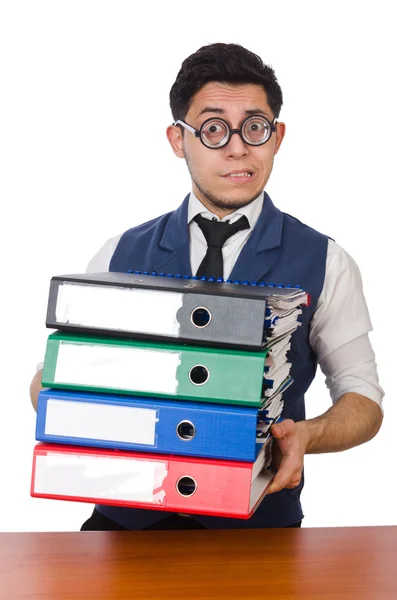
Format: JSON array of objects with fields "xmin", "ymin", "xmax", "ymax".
[
  {"xmin": 282, "ymin": 210, "xmax": 334, "ymax": 241},
  {"xmin": 119, "ymin": 211, "xmax": 172, "ymax": 239}
]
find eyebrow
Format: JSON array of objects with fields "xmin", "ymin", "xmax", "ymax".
[{"xmin": 197, "ymin": 107, "xmax": 272, "ymax": 119}]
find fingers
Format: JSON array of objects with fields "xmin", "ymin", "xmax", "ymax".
[
  {"xmin": 267, "ymin": 460, "xmax": 302, "ymax": 495},
  {"xmin": 267, "ymin": 418, "xmax": 303, "ymax": 494},
  {"xmin": 267, "ymin": 473, "xmax": 302, "ymax": 494}
]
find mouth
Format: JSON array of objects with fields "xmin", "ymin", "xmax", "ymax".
[{"xmin": 221, "ymin": 170, "xmax": 255, "ymax": 184}]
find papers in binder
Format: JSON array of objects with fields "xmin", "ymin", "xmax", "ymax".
[{"xmin": 263, "ymin": 362, "xmax": 293, "ymax": 393}]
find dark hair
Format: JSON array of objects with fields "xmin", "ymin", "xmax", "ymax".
[{"xmin": 169, "ymin": 43, "xmax": 283, "ymax": 122}]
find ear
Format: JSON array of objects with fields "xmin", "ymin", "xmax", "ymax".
[
  {"xmin": 274, "ymin": 121, "xmax": 286, "ymax": 155},
  {"xmin": 166, "ymin": 124, "xmax": 185, "ymax": 158}
]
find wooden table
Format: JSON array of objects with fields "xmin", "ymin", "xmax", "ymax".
[{"xmin": 1, "ymin": 526, "xmax": 396, "ymax": 599}]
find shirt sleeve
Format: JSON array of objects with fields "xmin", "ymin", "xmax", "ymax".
[
  {"xmin": 35, "ymin": 234, "xmax": 122, "ymax": 374},
  {"xmin": 319, "ymin": 335, "xmax": 384, "ymax": 413},
  {"xmin": 85, "ymin": 234, "xmax": 122, "ymax": 273},
  {"xmin": 310, "ymin": 239, "xmax": 384, "ymax": 410}
]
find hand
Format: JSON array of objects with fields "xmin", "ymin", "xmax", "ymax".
[{"xmin": 267, "ymin": 419, "xmax": 308, "ymax": 495}]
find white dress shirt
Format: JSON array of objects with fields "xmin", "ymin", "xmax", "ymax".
[{"xmin": 83, "ymin": 191, "xmax": 384, "ymax": 411}]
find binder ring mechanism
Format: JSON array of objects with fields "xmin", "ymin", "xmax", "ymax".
[
  {"xmin": 176, "ymin": 475, "xmax": 197, "ymax": 497},
  {"xmin": 176, "ymin": 420, "xmax": 196, "ymax": 441},
  {"xmin": 189, "ymin": 365, "xmax": 210, "ymax": 386},
  {"xmin": 190, "ymin": 306, "xmax": 212, "ymax": 328}
]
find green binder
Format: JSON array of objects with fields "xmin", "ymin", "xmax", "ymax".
[{"xmin": 42, "ymin": 331, "xmax": 270, "ymax": 407}]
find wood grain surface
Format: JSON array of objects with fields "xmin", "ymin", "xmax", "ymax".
[{"xmin": 1, "ymin": 526, "xmax": 396, "ymax": 599}]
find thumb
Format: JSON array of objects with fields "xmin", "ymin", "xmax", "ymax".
[
  {"xmin": 270, "ymin": 418, "xmax": 294, "ymax": 439},
  {"xmin": 270, "ymin": 423, "xmax": 285, "ymax": 439}
]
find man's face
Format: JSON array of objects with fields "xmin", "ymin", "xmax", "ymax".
[{"xmin": 167, "ymin": 82, "xmax": 285, "ymax": 216}]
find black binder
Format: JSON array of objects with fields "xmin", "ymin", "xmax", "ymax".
[{"xmin": 46, "ymin": 271, "xmax": 309, "ymax": 350}]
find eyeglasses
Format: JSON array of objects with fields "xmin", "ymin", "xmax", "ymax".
[{"xmin": 173, "ymin": 114, "xmax": 277, "ymax": 149}]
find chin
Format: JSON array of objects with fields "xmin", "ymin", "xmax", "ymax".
[
  {"xmin": 221, "ymin": 184, "xmax": 263, "ymax": 202},
  {"xmin": 210, "ymin": 191, "xmax": 261, "ymax": 211},
  {"xmin": 194, "ymin": 176, "xmax": 265, "ymax": 211}
]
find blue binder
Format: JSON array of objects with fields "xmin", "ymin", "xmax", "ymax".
[{"xmin": 36, "ymin": 389, "xmax": 276, "ymax": 462}]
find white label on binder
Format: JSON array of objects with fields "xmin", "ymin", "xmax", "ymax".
[
  {"xmin": 34, "ymin": 453, "xmax": 163, "ymax": 502},
  {"xmin": 54, "ymin": 342, "xmax": 181, "ymax": 394},
  {"xmin": 55, "ymin": 283, "xmax": 182, "ymax": 337},
  {"xmin": 45, "ymin": 399, "xmax": 157, "ymax": 446}
]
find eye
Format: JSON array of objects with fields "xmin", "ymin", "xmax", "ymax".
[
  {"xmin": 247, "ymin": 120, "xmax": 266, "ymax": 132},
  {"xmin": 244, "ymin": 117, "xmax": 270, "ymax": 143},
  {"xmin": 209, "ymin": 124, "xmax": 222, "ymax": 133},
  {"xmin": 205, "ymin": 123, "xmax": 224, "ymax": 134},
  {"xmin": 201, "ymin": 119, "xmax": 228, "ymax": 147}
]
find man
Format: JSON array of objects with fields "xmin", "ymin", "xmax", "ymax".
[{"xmin": 30, "ymin": 42, "xmax": 384, "ymax": 531}]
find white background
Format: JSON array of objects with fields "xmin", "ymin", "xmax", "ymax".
[{"xmin": 0, "ymin": 0, "xmax": 394, "ymax": 532}]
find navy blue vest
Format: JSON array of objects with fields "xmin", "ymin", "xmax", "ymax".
[{"xmin": 97, "ymin": 191, "xmax": 329, "ymax": 529}]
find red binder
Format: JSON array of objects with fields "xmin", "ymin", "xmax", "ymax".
[{"xmin": 31, "ymin": 442, "xmax": 274, "ymax": 519}]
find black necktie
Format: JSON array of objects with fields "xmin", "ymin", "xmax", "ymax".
[{"xmin": 194, "ymin": 214, "xmax": 250, "ymax": 279}]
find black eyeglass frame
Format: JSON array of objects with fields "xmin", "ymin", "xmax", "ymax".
[{"xmin": 172, "ymin": 114, "xmax": 278, "ymax": 149}]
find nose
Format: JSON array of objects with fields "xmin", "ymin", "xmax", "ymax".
[{"xmin": 224, "ymin": 130, "xmax": 248, "ymax": 158}]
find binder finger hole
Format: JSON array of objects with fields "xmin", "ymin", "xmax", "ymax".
[
  {"xmin": 189, "ymin": 365, "xmax": 209, "ymax": 386},
  {"xmin": 176, "ymin": 476, "xmax": 197, "ymax": 497},
  {"xmin": 176, "ymin": 420, "xmax": 196, "ymax": 441},
  {"xmin": 191, "ymin": 307, "xmax": 212, "ymax": 328}
]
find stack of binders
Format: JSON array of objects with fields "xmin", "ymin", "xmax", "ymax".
[{"xmin": 31, "ymin": 271, "xmax": 309, "ymax": 519}]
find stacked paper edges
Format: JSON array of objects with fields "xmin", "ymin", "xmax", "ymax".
[{"xmin": 31, "ymin": 271, "xmax": 308, "ymax": 519}]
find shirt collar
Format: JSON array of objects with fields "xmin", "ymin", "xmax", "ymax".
[{"xmin": 187, "ymin": 190, "xmax": 264, "ymax": 228}]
